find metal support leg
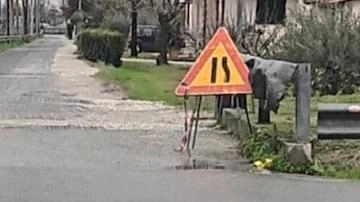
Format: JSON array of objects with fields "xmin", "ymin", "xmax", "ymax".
[
  {"xmin": 244, "ymin": 101, "xmax": 253, "ymax": 134},
  {"xmin": 186, "ymin": 107, "xmax": 197, "ymax": 157},
  {"xmin": 237, "ymin": 95, "xmax": 253, "ymax": 134},
  {"xmin": 192, "ymin": 96, "xmax": 202, "ymax": 149},
  {"xmin": 184, "ymin": 95, "xmax": 188, "ymax": 133}
]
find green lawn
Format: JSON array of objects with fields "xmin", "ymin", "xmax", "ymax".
[
  {"xmin": 96, "ymin": 61, "xmax": 187, "ymax": 105},
  {"xmin": 0, "ymin": 36, "xmax": 39, "ymax": 53},
  {"xmin": 122, "ymin": 50, "xmax": 157, "ymax": 59},
  {"xmin": 0, "ymin": 41, "xmax": 25, "ymax": 52}
]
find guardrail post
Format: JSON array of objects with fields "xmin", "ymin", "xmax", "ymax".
[{"xmin": 296, "ymin": 63, "xmax": 311, "ymax": 143}]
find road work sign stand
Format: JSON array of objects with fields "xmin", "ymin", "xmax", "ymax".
[{"xmin": 175, "ymin": 27, "xmax": 253, "ymax": 157}]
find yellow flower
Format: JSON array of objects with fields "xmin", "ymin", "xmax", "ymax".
[
  {"xmin": 265, "ymin": 158, "xmax": 273, "ymax": 164},
  {"xmin": 254, "ymin": 161, "xmax": 265, "ymax": 170},
  {"xmin": 264, "ymin": 158, "xmax": 273, "ymax": 168}
]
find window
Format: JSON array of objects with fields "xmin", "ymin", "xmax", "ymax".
[{"xmin": 256, "ymin": 0, "xmax": 287, "ymax": 24}]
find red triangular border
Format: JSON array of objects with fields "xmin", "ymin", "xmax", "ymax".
[{"xmin": 175, "ymin": 27, "xmax": 252, "ymax": 96}]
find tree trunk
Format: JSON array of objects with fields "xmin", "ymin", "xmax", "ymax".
[
  {"xmin": 29, "ymin": 0, "xmax": 35, "ymax": 35},
  {"xmin": 130, "ymin": 10, "xmax": 138, "ymax": 57},
  {"xmin": 215, "ymin": 0, "xmax": 219, "ymax": 27},
  {"xmin": 220, "ymin": 0, "xmax": 225, "ymax": 25},
  {"xmin": 23, "ymin": 0, "xmax": 28, "ymax": 35},
  {"xmin": 16, "ymin": 0, "xmax": 19, "ymax": 34},
  {"xmin": 6, "ymin": 0, "xmax": 9, "ymax": 35},
  {"xmin": 157, "ymin": 13, "xmax": 168, "ymax": 65},
  {"xmin": 9, "ymin": 0, "xmax": 14, "ymax": 35},
  {"xmin": 34, "ymin": 0, "xmax": 36, "ymax": 34},
  {"xmin": 202, "ymin": 0, "xmax": 207, "ymax": 46}
]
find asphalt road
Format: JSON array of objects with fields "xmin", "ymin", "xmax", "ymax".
[
  {"xmin": 0, "ymin": 35, "xmax": 84, "ymax": 121},
  {"xmin": 0, "ymin": 35, "xmax": 358, "ymax": 202}
]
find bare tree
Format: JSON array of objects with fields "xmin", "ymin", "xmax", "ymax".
[
  {"xmin": 128, "ymin": 0, "xmax": 149, "ymax": 57},
  {"xmin": 7, "ymin": 0, "xmax": 14, "ymax": 35},
  {"xmin": 29, "ymin": 0, "xmax": 35, "ymax": 34},
  {"xmin": 149, "ymin": 0, "xmax": 185, "ymax": 65},
  {"xmin": 22, "ymin": 0, "xmax": 29, "ymax": 35},
  {"xmin": 15, "ymin": 0, "xmax": 19, "ymax": 34}
]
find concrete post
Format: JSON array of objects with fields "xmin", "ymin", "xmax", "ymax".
[{"xmin": 295, "ymin": 64, "xmax": 311, "ymax": 143}]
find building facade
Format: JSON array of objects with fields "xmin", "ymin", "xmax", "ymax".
[{"xmin": 184, "ymin": 0, "xmax": 360, "ymax": 44}]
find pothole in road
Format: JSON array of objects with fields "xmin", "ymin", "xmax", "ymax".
[{"xmin": 171, "ymin": 159, "xmax": 226, "ymax": 170}]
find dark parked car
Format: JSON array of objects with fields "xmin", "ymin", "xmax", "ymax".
[{"xmin": 128, "ymin": 25, "xmax": 160, "ymax": 53}]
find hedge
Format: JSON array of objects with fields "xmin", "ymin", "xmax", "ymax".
[{"xmin": 78, "ymin": 29, "xmax": 126, "ymax": 67}]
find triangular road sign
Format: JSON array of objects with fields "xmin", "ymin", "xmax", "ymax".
[{"xmin": 175, "ymin": 27, "xmax": 252, "ymax": 96}]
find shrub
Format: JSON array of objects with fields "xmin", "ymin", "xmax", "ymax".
[
  {"xmin": 100, "ymin": 15, "xmax": 129, "ymax": 35},
  {"xmin": 22, "ymin": 35, "xmax": 38, "ymax": 43},
  {"xmin": 78, "ymin": 29, "xmax": 126, "ymax": 67},
  {"xmin": 273, "ymin": 7, "xmax": 360, "ymax": 95},
  {"xmin": 242, "ymin": 129, "xmax": 317, "ymax": 175},
  {"xmin": 71, "ymin": 10, "xmax": 86, "ymax": 23}
]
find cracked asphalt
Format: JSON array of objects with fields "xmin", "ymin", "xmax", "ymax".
[{"xmin": 0, "ymin": 35, "xmax": 358, "ymax": 202}]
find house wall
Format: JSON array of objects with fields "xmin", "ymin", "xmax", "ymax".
[
  {"xmin": 346, "ymin": 0, "xmax": 360, "ymax": 16},
  {"xmin": 185, "ymin": 0, "xmax": 360, "ymax": 47},
  {"xmin": 186, "ymin": 0, "xmax": 307, "ymax": 35}
]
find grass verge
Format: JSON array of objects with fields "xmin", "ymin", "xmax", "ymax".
[
  {"xmin": 96, "ymin": 61, "xmax": 216, "ymax": 110},
  {"xmin": 96, "ymin": 61, "xmax": 187, "ymax": 105},
  {"xmin": 122, "ymin": 50, "xmax": 157, "ymax": 60},
  {"xmin": 0, "ymin": 35, "xmax": 40, "ymax": 53}
]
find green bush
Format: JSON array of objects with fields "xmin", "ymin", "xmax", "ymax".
[
  {"xmin": 71, "ymin": 10, "xmax": 86, "ymax": 23},
  {"xmin": 100, "ymin": 15, "xmax": 129, "ymax": 35},
  {"xmin": 22, "ymin": 35, "xmax": 38, "ymax": 43},
  {"xmin": 273, "ymin": 7, "xmax": 360, "ymax": 95},
  {"xmin": 242, "ymin": 129, "xmax": 317, "ymax": 175},
  {"xmin": 78, "ymin": 29, "xmax": 126, "ymax": 67}
]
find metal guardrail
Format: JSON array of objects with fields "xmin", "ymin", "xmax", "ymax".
[{"xmin": 317, "ymin": 103, "xmax": 360, "ymax": 139}]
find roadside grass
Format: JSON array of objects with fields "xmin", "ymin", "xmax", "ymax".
[
  {"xmin": 122, "ymin": 50, "xmax": 157, "ymax": 60},
  {"xmin": 95, "ymin": 61, "xmax": 360, "ymax": 180},
  {"xmin": 96, "ymin": 61, "xmax": 218, "ymax": 110},
  {"xmin": 0, "ymin": 41, "xmax": 25, "ymax": 52},
  {"xmin": 96, "ymin": 61, "xmax": 187, "ymax": 105},
  {"xmin": 0, "ymin": 35, "xmax": 40, "ymax": 53},
  {"xmin": 321, "ymin": 167, "xmax": 360, "ymax": 180}
]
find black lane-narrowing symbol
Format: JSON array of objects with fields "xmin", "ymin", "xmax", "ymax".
[{"xmin": 211, "ymin": 57, "xmax": 230, "ymax": 83}]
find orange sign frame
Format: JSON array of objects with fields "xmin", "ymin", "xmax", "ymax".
[{"xmin": 175, "ymin": 27, "xmax": 252, "ymax": 96}]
